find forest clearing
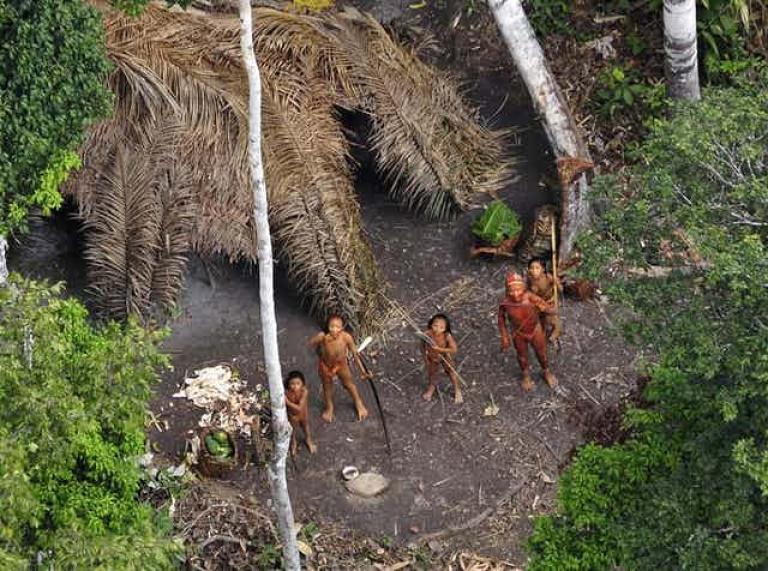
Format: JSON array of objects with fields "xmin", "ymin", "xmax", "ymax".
[{"xmin": 2, "ymin": 0, "xmax": 766, "ymax": 569}]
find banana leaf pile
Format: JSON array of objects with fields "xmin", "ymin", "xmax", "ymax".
[{"xmin": 471, "ymin": 200, "xmax": 522, "ymax": 246}]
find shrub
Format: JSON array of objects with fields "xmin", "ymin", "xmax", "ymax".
[{"xmin": 0, "ymin": 277, "xmax": 180, "ymax": 568}]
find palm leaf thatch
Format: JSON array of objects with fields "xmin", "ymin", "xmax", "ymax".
[
  {"xmin": 151, "ymin": 149, "xmax": 196, "ymax": 313},
  {"xmin": 327, "ymin": 8, "xmax": 512, "ymax": 219},
  {"xmin": 82, "ymin": 136, "xmax": 161, "ymax": 321},
  {"xmin": 67, "ymin": 3, "xmax": 512, "ymax": 328},
  {"xmin": 263, "ymin": 78, "xmax": 380, "ymax": 327}
]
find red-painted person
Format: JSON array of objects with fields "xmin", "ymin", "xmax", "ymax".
[{"xmin": 498, "ymin": 272, "xmax": 558, "ymax": 392}]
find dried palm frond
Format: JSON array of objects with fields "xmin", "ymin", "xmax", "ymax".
[
  {"xmin": 263, "ymin": 79, "xmax": 381, "ymax": 329},
  {"xmin": 69, "ymin": 3, "xmax": 512, "ymax": 328},
  {"xmin": 83, "ymin": 141, "xmax": 161, "ymax": 321},
  {"xmin": 76, "ymin": 106, "xmax": 190, "ymax": 321},
  {"xmin": 329, "ymin": 7, "xmax": 512, "ymax": 219},
  {"xmin": 151, "ymin": 149, "xmax": 196, "ymax": 313}
]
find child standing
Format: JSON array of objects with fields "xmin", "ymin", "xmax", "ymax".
[
  {"xmin": 284, "ymin": 371, "xmax": 317, "ymax": 456},
  {"xmin": 421, "ymin": 313, "xmax": 463, "ymax": 404},
  {"xmin": 309, "ymin": 315, "xmax": 370, "ymax": 423},
  {"xmin": 526, "ymin": 258, "xmax": 562, "ymax": 343}
]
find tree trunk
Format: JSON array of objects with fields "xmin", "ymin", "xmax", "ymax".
[
  {"xmin": 0, "ymin": 236, "xmax": 8, "ymax": 286},
  {"xmin": 664, "ymin": 0, "xmax": 700, "ymax": 101},
  {"xmin": 238, "ymin": 2, "xmax": 301, "ymax": 569},
  {"xmin": 488, "ymin": 0, "xmax": 592, "ymax": 261}
]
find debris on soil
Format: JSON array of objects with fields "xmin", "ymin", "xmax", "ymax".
[
  {"xmin": 173, "ymin": 365, "xmax": 238, "ymax": 407},
  {"xmin": 176, "ymin": 480, "xmax": 276, "ymax": 570},
  {"xmin": 482, "ymin": 395, "xmax": 500, "ymax": 417},
  {"xmin": 173, "ymin": 364, "xmax": 266, "ymax": 439}
]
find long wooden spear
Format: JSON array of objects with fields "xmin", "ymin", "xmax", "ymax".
[{"xmin": 355, "ymin": 337, "xmax": 392, "ymax": 456}]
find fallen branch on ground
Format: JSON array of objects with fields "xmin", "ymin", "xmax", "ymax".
[{"xmin": 417, "ymin": 479, "xmax": 528, "ymax": 543}]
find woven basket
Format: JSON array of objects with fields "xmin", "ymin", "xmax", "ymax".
[{"xmin": 197, "ymin": 427, "xmax": 238, "ymax": 478}]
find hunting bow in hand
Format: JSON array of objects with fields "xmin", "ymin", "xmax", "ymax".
[
  {"xmin": 410, "ymin": 325, "xmax": 469, "ymax": 389},
  {"xmin": 551, "ymin": 219, "xmax": 563, "ymax": 352},
  {"xmin": 355, "ymin": 337, "xmax": 392, "ymax": 455}
]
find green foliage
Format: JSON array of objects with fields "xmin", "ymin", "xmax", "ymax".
[
  {"xmin": 471, "ymin": 200, "xmax": 522, "ymax": 245},
  {"xmin": 593, "ymin": 66, "xmax": 646, "ymax": 118},
  {"xmin": 299, "ymin": 522, "xmax": 319, "ymax": 543},
  {"xmin": 256, "ymin": 543, "xmax": 282, "ymax": 569},
  {"xmin": 697, "ymin": 0, "xmax": 756, "ymax": 73},
  {"xmin": 0, "ymin": 0, "xmax": 113, "ymax": 236},
  {"xmin": 592, "ymin": 65, "xmax": 667, "ymax": 126},
  {"xmin": 524, "ymin": 0, "xmax": 571, "ymax": 37},
  {"xmin": 0, "ymin": 277, "xmax": 180, "ymax": 568},
  {"xmin": 529, "ymin": 72, "xmax": 768, "ymax": 569},
  {"xmin": 109, "ymin": 0, "xmax": 192, "ymax": 16}
]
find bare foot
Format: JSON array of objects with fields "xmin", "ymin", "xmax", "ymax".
[
  {"xmin": 422, "ymin": 386, "xmax": 436, "ymax": 401},
  {"xmin": 454, "ymin": 391, "xmax": 463, "ymax": 404},
  {"xmin": 543, "ymin": 370, "xmax": 558, "ymax": 389},
  {"xmin": 321, "ymin": 408, "xmax": 335, "ymax": 423},
  {"xmin": 307, "ymin": 441, "xmax": 318, "ymax": 454},
  {"xmin": 521, "ymin": 374, "xmax": 534, "ymax": 392},
  {"xmin": 356, "ymin": 404, "xmax": 369, "ymax": 421}
]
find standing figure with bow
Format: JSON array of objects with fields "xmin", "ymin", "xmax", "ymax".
[{"xmin": 498, "ymin": 272, "xmax": 558, "ymax": 392}]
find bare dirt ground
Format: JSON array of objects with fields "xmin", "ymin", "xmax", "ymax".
[
  {"xmin": 8, "ymin": 1, "xmax": 647, "ymax": 568},
  {"xmin": 147, "ymin": 181, "xmax": 640, "ymax": 566}
]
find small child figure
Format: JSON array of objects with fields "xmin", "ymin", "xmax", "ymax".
[
  {"xmin": 309, "ymin": 315, "xmax": 371, "ymax": 423},
  {"xmin": 284, "ymin": 371, "xmax": 317, "ymax": 457},
  {"xmin": 526, "ymin": 258, "xmax": 562, "ymax": 343},
  {"xmin": 421, "ymin": 313, "xmax": 463, "ymax": 404}
]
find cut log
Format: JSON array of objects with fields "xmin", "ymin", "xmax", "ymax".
[{"xmin": 487, "ymin": 0, "xmax": 593, "ymax": 260}]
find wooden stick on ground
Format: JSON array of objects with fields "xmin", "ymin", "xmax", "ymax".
[{"xmin": 417, "ymin": 478, "xmax": 528, "ymax": 543}]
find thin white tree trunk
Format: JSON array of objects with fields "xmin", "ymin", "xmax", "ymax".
[
  {"xmin": 488, "ymin": 0, "xmax": 592, "ymax": 260},
  {"xmin": 238, "ymin": 2, "xmax": 300, "ymax": 569},
  {"xmin": 664, "ymin": 0, "xmax": 700, "ymax": 101},
  {"xmin": 0, "ymin": 236, "xmax": 7, "ymax": 286}
]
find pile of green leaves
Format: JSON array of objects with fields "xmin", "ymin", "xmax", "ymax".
[
  {"xmin": 0, "ymin": 278, "xmax": 180, "ymax": 569},
  {"xmin": 471, "ymin": 200, "xmax": 522, "ymax": 245},
  {"xmin": 528, "ymin": 71, "xmax": 768, "ymax": 569}
]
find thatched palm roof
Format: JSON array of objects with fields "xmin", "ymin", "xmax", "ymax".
[{"xmin": 65, "ymin": 3, "xmax": 512, "ymax": 329}]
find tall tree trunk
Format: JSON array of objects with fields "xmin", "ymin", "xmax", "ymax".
[
  {"xmin": 238, "ymin": 2, "xmax": 301, "ymax": 569},
  {"xmin": 664, "ymin": 0, "xmax": 700, "ymax": 101},
  {"xmin": 488, "ymin": 0, "xmax": 592, "ymax": 261},
  {"xmin": 0, "ymin": 236, "xmax": 7, "ymax": 286}
]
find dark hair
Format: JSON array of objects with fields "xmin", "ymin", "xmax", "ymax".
[
  {"xmin": 427, "ymin": 313, "xmax": 452, "ymax": 334},
  {"xmin": 324, "ymin": 314, "xmax": 344, "ymax": 333},
  {"xmin": 528, "ymin": 257, "xmax": 547, "ymax": 270},
  {"xmin": 284, "ymin": 370, "xmax": 306, "ymax": 390}
]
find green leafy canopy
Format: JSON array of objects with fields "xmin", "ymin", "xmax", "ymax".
[
  {"xmin": 0, "ymin": 277, "xmax": 180, "ymax": 569},
  {"xmin": 528, "ymin": 70, "xmax": 768, "ymax": 570},
  {"xmin": 0, "ymin": 0, "xmax": 115, "ymax": 236}
]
